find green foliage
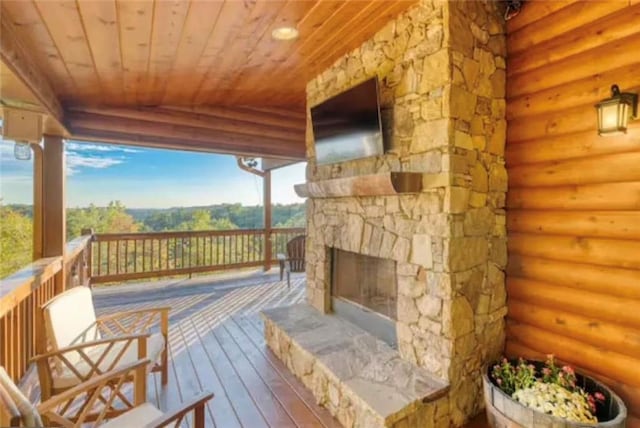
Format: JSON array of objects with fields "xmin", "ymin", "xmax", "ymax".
[
  {"xmin": 0, "ymin": 206, "xmax": 33, "ymax": 279},
  {"xmin": 275, "ymin": 210, "xmax": 305, "ymax": 228},
  {"xmin": 491, "ymin": 358, "xmax": 536, "ymax": 396},
  {"xmin": 541, "ymin": 355, "xmax": 578, "ymax": 392},
  {"xmin": 128, "ymin": 202, "xmax": 306, "ymax": 231},
  {"xmin": 67, "ymin": 201, "xmax": 140, "ymax": 239},
  {"xmin": 69, "ymin": 202, "xmax": 306, "ymax": 235},
  {"xmin": 172, "ymin": 210, "xmax": 237, "ymax": 231}
]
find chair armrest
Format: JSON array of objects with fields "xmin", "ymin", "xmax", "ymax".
[
  {"xmin": 97, "ymin": 306, "xmax": 171, "ymax": 322},
  {"xmin": 146, "ymin": 391, "xmax": 214, "ymax": 428},
  {"xmin": 31, "ymin": 333, "xmax": 151, "ymax": 362},
  {"xmin": 276, "ymin": 253, "xmax": 287, "ymax": 261},
  {"xmin": 97, "ymin": 307, "xmax": 170, "ymax": 336}
]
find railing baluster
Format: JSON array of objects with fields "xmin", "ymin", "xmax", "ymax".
[
  {"xmin": 11, "ymin": 308, "xmax": 16, "ymax": 378},
  {"xmin": 216, "ymin": 236, "xmax": 220, "ymax": 266}
]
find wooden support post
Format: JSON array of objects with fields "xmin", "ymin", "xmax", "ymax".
[
  {"xmin": 32, "ymin": 144, "xmax": 44, "ymax": 261},
  {"xmin": 42, "ymin": 135, "xmax": 66, "ymax": 292},
  {"xmin": 263, "ymin": 171, "xmax": 272, "ymax": 271}
]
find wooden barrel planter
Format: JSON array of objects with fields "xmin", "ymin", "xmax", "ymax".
[{"xmin": 482, "ymin": 362, "xmax": 627, "ymax": 428}]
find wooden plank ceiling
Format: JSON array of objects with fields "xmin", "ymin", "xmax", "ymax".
[{"xmin": 0, "ymin": 0, "xmax": 416, "ymax": 158}]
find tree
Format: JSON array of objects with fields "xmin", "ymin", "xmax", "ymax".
[
  {"xmin": 67, "ymin": 201, "xmax": 140, "ymax": 239},
  {"xmin": 275, "ymin": 211, "xmax": 306, "ymax": 228},
  {"xmin": 0, "ymin": 206, "xmax": 33, "ymax": 278},
  {"xmin": 175, "ymin": 210, "xmax": 213, "ymax": 231}
]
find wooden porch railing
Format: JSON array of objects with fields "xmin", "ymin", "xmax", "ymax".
[
  {"xmin": 90, "ymin": 227, "xmax": 305, "ymax": 284},
  {"xmin": 0, "ymin": 235, "xmax": 93, "ymax": 384}
]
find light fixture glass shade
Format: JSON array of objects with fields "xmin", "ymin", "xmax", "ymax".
[
  {"xmin": 595, "ymin": 84, "xmax": 638, "ymax": 136},
  {"xmin": 271, "ymin": 26, "xmax": 299, "ymax": 41},
  {"xmin": 13, "ymin": 141, "xmax": 32, "ymax": 161}
]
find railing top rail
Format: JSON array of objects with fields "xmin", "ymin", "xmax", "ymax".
[
  {"xmin": 93, "ymin": 227, "xmax": 305, "ymax": 241},
  {"xmin": 65, "ymin": 235, "xmax": 93, "ymax": 263},
  {"xmin": 0, "ymin": 256, "xmax": 62, "ymax": 317}
]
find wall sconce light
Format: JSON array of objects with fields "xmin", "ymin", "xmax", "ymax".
[
  {"xmin": 595, "ymin": 84, "xmax": 638, "ymax": 136},
  {"xmin": 13, "ymin": 141, "xmax": 32, "ymax": 161}
]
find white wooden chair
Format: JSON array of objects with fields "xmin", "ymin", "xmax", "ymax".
[
  {"xmin": 34, "ymin": 286, "xmax": 169, "ymax": 403},
  {"xmin": 0, "ymin": 361, "xmax": 213, "ymax": 427}
]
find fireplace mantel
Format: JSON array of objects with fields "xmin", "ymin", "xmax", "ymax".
[{"xmin": 294, "ymin": 172, "xmax": 423, "ymax": 198}]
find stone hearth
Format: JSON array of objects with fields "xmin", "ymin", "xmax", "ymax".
[
  {"xmin": 262, "ymin": 305, "xmax": 448, "ymax": 427},
  {"xmin": 263, "ymin": 0, "xmax": 508, "ymax": 426}
]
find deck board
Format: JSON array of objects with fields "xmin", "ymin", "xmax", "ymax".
[{"xmin": 91, "ymin": 271, "xmax": 336, "ymax": 428}]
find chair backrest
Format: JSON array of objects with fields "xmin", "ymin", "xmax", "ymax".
[
  {"xmin": 0, "ymin": 367, "xmax": 43, "ymax": 427},
  {"xmin": 42, "ymin": 286, "xmax": 100, "ymax": 358},
  {"xmin": 287, "ymin": 235, "xmax": 306, "ymax": 273}
]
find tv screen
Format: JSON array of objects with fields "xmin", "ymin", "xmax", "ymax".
[{"xmin": 311, "ymin": 78, "xmax": 383, "ymax": 165}]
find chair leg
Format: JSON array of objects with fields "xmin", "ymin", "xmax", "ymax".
[
  {"xmin": 134, "ymin": 362, "xmax": 147, "ymax": 406},
  {"xmin": 161, "ymin": 350, "xmax": 168, "ymax": 386},
  {"xmin": 279, "ymin": 260, "xmax": 285, "ymax": 281},
  {"xmin": 161, "ymin": 311, "xmax": 169, "ymax": 386},
  {"xmin": 194, "ymin": 403, "xmax": 206, "ymax": 428},
  {"xmin": 287, "ymin": 271, "xmax": 290, "ymax": 289}
]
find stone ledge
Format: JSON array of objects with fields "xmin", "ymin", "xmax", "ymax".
[
  {"xmin": 293, "ymin": 172, "xmax": 424, "ymax": 198},
  {"xmin": 262, "ymin": 304, "xmax": 449, "ymax": 427}
]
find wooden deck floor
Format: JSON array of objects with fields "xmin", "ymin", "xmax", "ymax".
[{"xmin": 93, "ymin": 271, "xmax": 341, "ymax": 428}]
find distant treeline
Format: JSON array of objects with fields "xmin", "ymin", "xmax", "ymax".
[
  {"xmin": 129, "ymin": 203, "xmax": 306, "ymax": 230},
  {"xmin": 5, "ymin": 202, "xmax": 306, "ymax": 238}
]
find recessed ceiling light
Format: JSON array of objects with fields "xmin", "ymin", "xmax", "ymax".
[{"xmin": 272, "ymin": 26, "xmax": 299, "ymax": 41}]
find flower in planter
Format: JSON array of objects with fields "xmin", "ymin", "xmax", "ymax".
[
  {"xmin": 513, "ymin": 383, "xmax": 597, "ymax": 423},
  {"xmin": 491, "ymin": 355, "xmax": 606, "ymax": 422},
  {"xmin": 491, "ymin": 357, "xmax": 536, "ymax": 396}
]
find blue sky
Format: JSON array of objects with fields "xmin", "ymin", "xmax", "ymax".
[{"xmin": 0, "ymin": 139, "xmax": 306, "ymax": 208}]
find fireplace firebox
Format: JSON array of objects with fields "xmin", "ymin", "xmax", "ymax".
[{"xmin": 330, "ymin": 248, "xmax": 397, "ymax": 347}]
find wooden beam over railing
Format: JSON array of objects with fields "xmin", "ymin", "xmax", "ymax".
[{"xmin": 65, "ymin": 106, "xmax": 306, "ymax": 159}]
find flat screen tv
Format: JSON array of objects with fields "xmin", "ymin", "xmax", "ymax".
[{"xmin": 311, "ymin": 78, "xmax": 384, "ymax": 165}]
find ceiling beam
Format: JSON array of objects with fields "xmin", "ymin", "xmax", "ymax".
[
  {"xmin": 66, "ymin": 110, "xmax": 306, "ymax": 159},
  {"xmin": 67, "ymin": 106, "xmax": 305, "ymax": 143},
  {"xmin": 0, "ymin": 9, "xmax": 64, "ymax": 127},
  {"xmin": 167, "ymin": 105, "xmax": 306, "ymax": 130},
  {"xmin": 70, "ymin": 127, "xmax": 302, "ymax": 159}
]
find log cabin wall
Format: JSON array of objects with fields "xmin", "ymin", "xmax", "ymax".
[{"xmin": 504, "ymin": 1, "xmax": 640, "ymax": 425}]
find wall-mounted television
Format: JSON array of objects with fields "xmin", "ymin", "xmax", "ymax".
[{"xmin": 311, "ymin": 78, "xmax": 384, "ymax": 165}]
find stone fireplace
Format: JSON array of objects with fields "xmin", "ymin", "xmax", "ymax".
[
  {"xmin": 331, "ymin": 248, "xmax": 398, "ymax": 347},
  {"xmin": 263, "ymin": 1, "xmax": 508, "ymax": 427}
]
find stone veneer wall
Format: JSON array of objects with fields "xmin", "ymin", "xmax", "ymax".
[{"xmin": 303, "ymin": 0, "xmax": 507, "ymax": 425}]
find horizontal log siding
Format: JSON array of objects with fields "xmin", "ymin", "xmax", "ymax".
[{"xmin": 505, "ymin": 2, "xmax": 640, "ymax": 425}]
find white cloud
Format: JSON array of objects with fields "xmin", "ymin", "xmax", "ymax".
[
  {"xmin": 65, "ymin": 141, "xmax": 139, "ymax": 175},
  {"xmin": 66, "ymin": 142, "xmax": 140, "ymax": 153},
  {"xmin": 66, "ymin": 152, "xmax": 124, "ymax": 176},
  {"xmin": 0, "ymin": 174, "xmax": 32, "ymax": 184}
]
